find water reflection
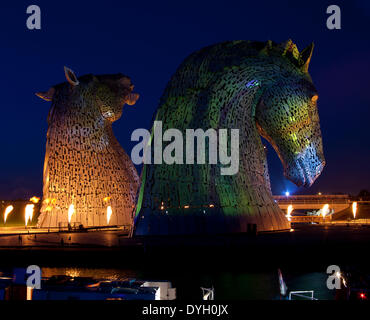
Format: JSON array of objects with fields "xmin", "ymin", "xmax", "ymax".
[
  {"xmin": 0, "ymin": 265, "xmax": 336, "ymax": 300},
  {"xmin": 42, "ymin": 267, "xmax": 140, "ymax": 281}
]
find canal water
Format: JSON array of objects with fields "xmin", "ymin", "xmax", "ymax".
[
  {"xmin": 0, "ymin": 267, "xmax": 335, "ymax": 300},
  {"xmin": 2, "ymin": 225, "xmax": 368, "ymax": 300}
]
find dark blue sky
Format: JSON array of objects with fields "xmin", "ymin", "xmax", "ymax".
[{"xmin": 0, "ymin": 0, "xmax": 369, "ymax": 199}]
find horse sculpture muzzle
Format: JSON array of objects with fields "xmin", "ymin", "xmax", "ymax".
[
  {"xmin": 256, "ymin": 82, "xmax": 326, "ymax": 189},
  {"xmin": 284, "ymin": 143, "xmax": 326, "ymax": 187}
]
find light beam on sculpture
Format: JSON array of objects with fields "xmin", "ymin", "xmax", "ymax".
[
  {"xmin": 68, "ymin": 204, "xmax": 75, "ymax": 224},
  {"xmin": 107, "ymin": 206, "xmax": 113, "ymax": 224},
  {"xmin": 30, "ymin": 196, "xmax": 40, "ymax": 204},
  {"xmin": 134, "ymin": 40, "xmax": 325, "ymax": 235},
  {"xmin": 352, "ymin": 202, "xmax": 357, "ymax": 219},
  {"xmin": 4, "ymin": 205, "xmax": 14, "ymax": 224},
  {"xmin": 35, "ymin": 67, "xmax": 140, "ymax": 228},
  {"xmin": 25, "ymin": 204, "xmax": 34, "ymax": 227}
]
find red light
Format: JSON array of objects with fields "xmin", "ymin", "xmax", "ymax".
[{"xmin": 359, "ymin": 293, "xmax": 366, "ymax": 299}]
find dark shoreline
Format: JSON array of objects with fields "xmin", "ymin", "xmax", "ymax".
[{"xmin": 0, "ymin": 225, "xmax": 369, "ymax": 273}]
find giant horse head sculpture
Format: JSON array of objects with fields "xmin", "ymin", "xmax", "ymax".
[
  {"xmin": 255, "ymin": 41, "xmax": 325, "ymax": 187},
  {"xmin": 133, "ymin": 39, "xmax": 326, "ymax": 235},
  {"xmin": 36, "ymin": 67, "xmax": 140, "ymax": 228},
  {"xmin": 37, "ymin": 67, "xmax": 139, "ymax": 124}
]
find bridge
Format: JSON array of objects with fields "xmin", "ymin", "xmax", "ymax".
[{"xmin": 273, "ymin": 194, "xmax": 351, "ymax": 213}]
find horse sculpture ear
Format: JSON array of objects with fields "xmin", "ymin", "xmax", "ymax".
[
  {"xmin": 35, "ymin": 87, "xmax": 55, "ymax": 101},
  {"xmin": 125, "ymin": 93, "xmax": 140, "ymax": 106},
  {"xmin": 260, "ymin": 40, "xmax": 273, "ymax": 56},
  {"xmin": 64, "ymin": 66, "xmax": 79, "ymax": 86},
  {"xmin": 119, "ymin": 76, "xmax": 131, "ymax": 87},
  {"xmin": 299, "ymin": 42, "xmax": 314, "ymax": 73}
]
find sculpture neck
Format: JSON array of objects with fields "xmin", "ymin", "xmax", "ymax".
[{"xmin": 214, "ymin": 71, "xmax": 270, "ymax": 189}]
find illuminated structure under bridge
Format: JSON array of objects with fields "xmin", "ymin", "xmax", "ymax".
[{"xmin": 273, "ymin": 194, "xmax": 351, "ymax": 213}]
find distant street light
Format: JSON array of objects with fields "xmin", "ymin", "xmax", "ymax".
[
  {"xmin": 25, "ymin": 204, "xmax": 34, "ymax": 227},
  {"xmin": 4, "ymin": 205, "xmax": 14, "ymax": 224},
  {"xmin": 322, "ymin": 204, "xmax": 330, "ymax": 218},
  {"xmin": 286, "ymin": 205, "xmax": 293, "ymax": 221},
  {"xmin": 352, "ymin": 202, "xmax": 357, "ymax": 219}
]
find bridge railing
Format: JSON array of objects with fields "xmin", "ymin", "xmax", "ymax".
[
  {"xmin": 274, "ymin": 199, "xmax": 350, "ymax": 205},
  {"xmin": 291, "ymin": 217, "xmax": 370, "ymax": 225},
  {"xmin": 325, "ymin": 219, "xmax": 370, "ymax": 225},
  {"xmin": 273, "ymin": 195, "xmax": 351, "ymax": 205},
  {"xmin": 290, "ymin": 216, "xmax": 331, "ymax": 223}
]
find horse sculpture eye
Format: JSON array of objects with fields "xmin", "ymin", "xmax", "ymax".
[{"xmin": 311, "ymin": 95, "xmax": 319, "ymax": 102}]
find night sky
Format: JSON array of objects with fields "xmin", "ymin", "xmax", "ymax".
[{"xmin": 0, "ymin": 0, "xmax": 369, "ymax": 199}]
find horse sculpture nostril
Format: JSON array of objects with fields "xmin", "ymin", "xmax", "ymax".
[
  {"xmin": 311, "ymin": 95, "xmax": 319, "ymax": 102},
  {"xmin": 316, "ymin": 161, "xmax": 325, "ymax": 176}
]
